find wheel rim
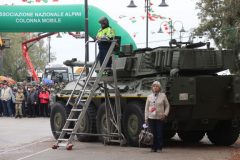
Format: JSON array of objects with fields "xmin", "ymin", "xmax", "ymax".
[
  {"xmin": 54, "ymin": 112, "xmax": 63, "ymax": 130},
  {"xmin": 127, "ymin": 114, "xmax": 139, "ymax": 137},
  {"xmin": 79, "ymin": 115, "xmax": 88, "ymax": 132},
  {"xmin": 100, "ymin": 114, "xmax": 107, "ymax": 133}
]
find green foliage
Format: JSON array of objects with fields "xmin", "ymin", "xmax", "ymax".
[
  {"xmin": 0, "ymin": 33, "xmax": 55, "ymax": 81},
  {"xmin": 196, "ymin": 0, "xmax": 240, "ymax": 51}
]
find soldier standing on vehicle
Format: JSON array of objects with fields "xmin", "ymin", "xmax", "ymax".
[
  {"xmin": 96, "ymin": 16, "xmax": 115, "ymax": 76},
  {"xmin": 145, "ymin": 81, "xmax": 170, "ymax": 152},
  {"xmin": 15, "ymin": 86, "xmax": 24, "ymax": 118}
]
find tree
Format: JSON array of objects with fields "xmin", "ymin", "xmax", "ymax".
[
  {"xmin": 196, "ymin": 0, "xmax": 240, "ymax": 52},
  {"xmin": 0, "ymin": 33, "xmax": 55, "ymax": 81}
]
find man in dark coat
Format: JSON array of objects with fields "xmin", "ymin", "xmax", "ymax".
[{"xmin": 26, "ymin": 86, "xmax": 38, "ymax": 117}]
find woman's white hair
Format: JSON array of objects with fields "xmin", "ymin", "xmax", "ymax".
[{"xmin": 152, "ymin": 81, "xmax": 161, "ymax": 88}]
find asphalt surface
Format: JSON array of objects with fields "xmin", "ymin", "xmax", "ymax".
[{"xmin": 0, "ymin": 117, "xmax": 239, "ymax": 160}]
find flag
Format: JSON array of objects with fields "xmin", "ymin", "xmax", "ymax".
[
  {"xmin": 129, "ymin": 17, "xmax": 137, "ymax": 23},
  {"xmin": 22, "ymin": 0, "xmax": 59, "ymax": 3}
]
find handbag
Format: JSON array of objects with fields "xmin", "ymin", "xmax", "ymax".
[{"xmin": 139, "ymin": 128, "xmax": 153, "ymax": 146}]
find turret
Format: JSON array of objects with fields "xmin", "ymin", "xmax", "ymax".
[{"xmin": 115, "ymin": 42, "xmax": 237, "ymax": 78}]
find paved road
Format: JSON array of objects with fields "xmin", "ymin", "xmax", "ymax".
[
  {"xmin": 0, "ymin": 117, "xmax": 51, "ymax": 151},
  {"xmin": 0, "ymin": 118, "xmax": 239, "ymax": 160}
]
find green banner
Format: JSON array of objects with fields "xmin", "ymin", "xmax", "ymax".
[
  {"xmin": 0, "ymin": 5, "xmax": 84, "ymax": 32},
  {"xmin": 0, "ymin": 5, "xmax": 136, "ymax": 48}
]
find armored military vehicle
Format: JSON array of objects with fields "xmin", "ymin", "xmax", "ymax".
[{"xmin": 50, "ymin": 41, "xmax": 240, "ymax": 146}]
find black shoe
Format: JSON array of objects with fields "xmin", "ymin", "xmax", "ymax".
[{"xmin": 15, "ymin": 115, "xmax": 18, "ymax": 118}]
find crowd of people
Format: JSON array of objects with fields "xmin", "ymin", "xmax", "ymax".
[{"xmin": 0, "ymin": 81, "xmax": 51, "ymax": 118}]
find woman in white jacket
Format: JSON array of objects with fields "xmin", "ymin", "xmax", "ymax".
[{"xmin": 145, "ymin": 81, "xmax": 170, "ymax": 152}]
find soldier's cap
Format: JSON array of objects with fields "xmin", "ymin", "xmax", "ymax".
[
  {"xmin": 98, "ymin": 16, "xmax": 109, "ymax": 24},
  {"xmin": 152, "ymin": 81, "xmax": 161, "ymax": 88}
]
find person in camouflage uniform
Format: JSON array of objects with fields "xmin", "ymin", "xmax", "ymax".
[{"xmin": 15, "ymin": 86, "xmax": 24, "ymax": 118}]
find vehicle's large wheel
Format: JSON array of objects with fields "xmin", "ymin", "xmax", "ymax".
[
  {"xmin": 96, "ymin": 103, "xmax": 107, "ymax": 142},
  {"xmin": 207, "ymin": 121, "xmax": 240, "ymax": 146},
  {"xmin": 122, "ymin": 103, "xmax": 144, "ymax": 146},
  {"xmin": 96, "ymin": 103, "xmax": 112, "ymax": 142},
  {"xmin": 50, "ymin": 102, "xmax": 67, "ymax": 140},
  {"xmin": 178, "ymin": 131, "xmax": 205, "ymax": 143},
  {"xmin": 76, "ymin": 105, "xmax": 97, "ymax": 142}
]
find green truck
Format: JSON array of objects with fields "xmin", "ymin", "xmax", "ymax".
[{"xmin": 50, "ymin": 42, "xmax": 240, "ymax": 146}]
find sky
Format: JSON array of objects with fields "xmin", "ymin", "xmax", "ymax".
[{"xmin": 0, "ymin": 0, "xmax": 201, "ymax": 64}]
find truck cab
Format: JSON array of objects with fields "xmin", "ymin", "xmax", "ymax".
[{"xmin": 43, "ymin": 63, "xmax": 73, "ymax": 83}]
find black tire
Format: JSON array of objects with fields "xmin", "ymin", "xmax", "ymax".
[
  {"xmin": 50, "ymin": 102, "xmax": 67, "ymax": 140},
  {"xmin": 122, "ymin": 103, "xmax": 144, "ymax": 146},
  {"xmin": 76, "ymin": 105, "xmax": 97, "ymax": 142},
  {"xmin": 207, "ymin": 121, "xmax": 240, "ymax": 146},
  {"xmin": 178, "ymin": 131, "xmax": 205, "ymax": 143}
]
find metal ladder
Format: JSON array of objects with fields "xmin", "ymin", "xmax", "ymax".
[{"xmin": 52, "ymin": 40, "xmax": 125, "ymax": 150}]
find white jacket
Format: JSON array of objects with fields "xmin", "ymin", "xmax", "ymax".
[
  {"xmin": 0, "ymin": 87, "xmax": 13, "ymax": 101},
  {"xmin": 145, "ymin": 93, "xmax": 170, "ymax": 121}
]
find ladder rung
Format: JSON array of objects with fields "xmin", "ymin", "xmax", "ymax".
[
  {"xmin": 71, "ymin": 109, "xmax": 82, "ymax": 112},
  {"xmin": 58, "ymin": 139, "xmax": 68, "ymax": 141},
  {"xmin": 77, "ymin": 82, "xmax": 84, "ymax": 87},
  {"xmin": 75, "ymin": 99, "xmax": 86, "ymax": 103},
  {"xmin": 67, "ymin": 119, "xmax": 78, "ymax": 121},
  {"xmin": 62, "ymin": 129, "xmax": 73, "ymax": 131},
  {"xmin": 68, "ymin": 102, "xmax": 74, "ymax": 106},
  {"xmin": 87, "ymin": 83, "xmax": 93, "ymax": 87},
  {"xmin": 80, "ymin": 90, "xmax": 91, "ymax": 92},
  {"xmin": 69, "ymin": 99, "xmax": 86, "ymax": 109},
  {"xmin": 78, "ymin": 102, "xmax": 86, "ymax": 107}
]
